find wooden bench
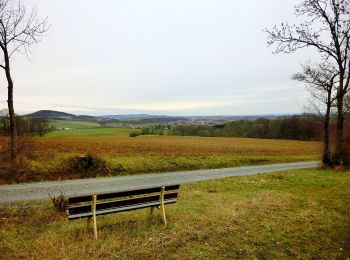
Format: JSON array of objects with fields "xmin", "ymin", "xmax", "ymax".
[{"xmin": 66, "ymin": 185, "xmax": 180, "ymax": 239}]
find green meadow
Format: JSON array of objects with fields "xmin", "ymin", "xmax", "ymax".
[
  {"xmin": 1, "ymin": 168, "xmax": 349, "ymax": 259},
  {"xmin": 46, "ymin": 127, "xmax": 139, "ymax": 138},
  {"xmin": 49, "ymin": 120, "xmax": 102, "ymax": 130}
]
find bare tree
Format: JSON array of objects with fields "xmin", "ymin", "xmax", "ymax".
[
  {"xmin": 292, "ymin": 62, "xmax": 338, "ymax": 165},
  {"xmin": 0, "ymin": 0, "xmax": 48, "ymax": 162},
  {"xmin": 265, "ymin": 0, "xmax": 350, "ymax": 165}
]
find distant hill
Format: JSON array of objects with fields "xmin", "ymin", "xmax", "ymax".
[
  {"xmin": 24, "ymin": 110, "xmax": 292, "ymax": 122},
  {"xmin": 24, "ymin": 110, "xmax": 182, "ymax": 120},
  {"xmin": 24, "ymin": 110, "xmax": 75, "ymax": 119},
  {"xmin": 24, "ymin": 110, "xmax": 97, "ymax": 121}
]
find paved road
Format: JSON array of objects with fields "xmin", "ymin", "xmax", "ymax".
[{"xmin": 0, "ymin": 161, "xmax": 319, "ymax": 204}]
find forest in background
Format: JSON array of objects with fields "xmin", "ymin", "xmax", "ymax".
[{"xmin": 143, "ymin": 115, "xmax": 350, "ymax": 142}]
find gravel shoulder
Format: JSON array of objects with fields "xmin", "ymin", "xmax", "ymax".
[{"xmin": 0, "ymin": 161, "xmax": 320, "ymax": 204}]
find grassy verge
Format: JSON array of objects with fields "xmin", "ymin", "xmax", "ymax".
[
  {"xmin": 1, "ymin": 168, "xmax": 349, "ymax": 259},
  {"xmin": 1, "ymin": 154, "xmax": 319, "ymax": 183},
  {"xmin": 106, "ymin": 154, "xmax": 319, "ymax": 174}
]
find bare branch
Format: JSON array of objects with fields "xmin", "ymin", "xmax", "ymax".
[
  {"xmin": 0, "ymin": 0, "xmax": 49, "ymax": 62},
  {"xmin": 265, "ymin": 0, "xmax": 350, "ymax": 100}
]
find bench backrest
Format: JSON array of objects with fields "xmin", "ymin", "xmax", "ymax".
[{"xmin": 67, "ymin": 185, "xmax": 180, "ymax": 219}]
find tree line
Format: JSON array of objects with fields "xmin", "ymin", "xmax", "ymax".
[
  {"xmin": 0, "ymin": 109, "xmax": 53, "ymax": 137},
  {"xmin": 168, "ymin": 116, "xmax": 323, "ymax": 140}
]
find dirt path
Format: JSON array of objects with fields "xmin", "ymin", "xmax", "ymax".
[{"xmin": 0, "ymin": 161, "xmax": 319, "ymax": 204}]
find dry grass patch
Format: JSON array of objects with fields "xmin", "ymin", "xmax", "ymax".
[{"xmin": 1, "ymin": 168, "xmax": 349, "ymax": 259}]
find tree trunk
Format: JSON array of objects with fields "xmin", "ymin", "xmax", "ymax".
[
  {"xmin": 334, "ymin": 95, "xmax": 344, "ymax": 165},
  {"xmin": 4, "ymin": 49, "xmax": 17, "ymax": 162},
  {"xmin": 322, "ymin": 101, "xmax": 331, "ymax": 166}
]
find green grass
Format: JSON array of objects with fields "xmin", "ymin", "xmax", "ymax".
[
  {"xmin": 1, "ymin": 168, "xmax": 349, "ymax": 259},
  {"xmin": 19, "ymin": 154, "xmax": 319, "ymax": 183},
  {"xmin": 46, "ymin": 127, "xmax": 139, "ymax": 138},
  {"xmin": 106, "ymin": 154, "xmax": 318, "ymax": 174},
  {"xmin": 49, "ymin": 120, "xmax": 102, "ymax": 129}
]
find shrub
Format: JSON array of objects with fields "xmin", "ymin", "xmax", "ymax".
[
  {"xmin": 0, "ymin": 137, "xmax": 36, "ymax": 162},
  {"xmin": 63, "ymin": 153, "xmax": 111, "ymax": 177},
  {"xmin": 0, "ymin": 140, "xmax": 9, "ymax": 162},
  {"xmin": 129, "ymin": 131, "xmax": 140, "ymax": 137},
  {"xmin": 49, "ymin": 191, "xmax": 68, "ymax": 212}
]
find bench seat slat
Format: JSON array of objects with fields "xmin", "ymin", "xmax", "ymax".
[
  {"xmin": 68, "ymin": 192, "xmax": 178, "ymax": 215},
  {"xmin": 68, "ymin": 199, "xmax": 176, "ymax": 220},
  {"xmin": 68, "ymin": 185, "xmax": 180, "ymax": 204}
]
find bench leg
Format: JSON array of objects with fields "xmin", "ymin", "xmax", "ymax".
[
  {"xmin": 150, "ymin": 206, "xmax": 154, "ymax": 215},
  {"xmin": 92, "ymin": 195, "xmax": 98, "ymax": 240},
  {"xmin": 160, "ymin": 187, "xmax": 167, "ymax": 225}
]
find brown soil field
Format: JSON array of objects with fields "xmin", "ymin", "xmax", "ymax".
[
  {"xmin": 0, "ymin": 136, "xmax": 322, "ymax": 183},
  {"xmin": 4, "ymin": 136, "xmax": 321, "ymax": 157}
]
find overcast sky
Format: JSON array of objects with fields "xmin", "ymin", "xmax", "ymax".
[{"xmin": 0, "ymin": 0, "xmax": 319, "ymax": 116}]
